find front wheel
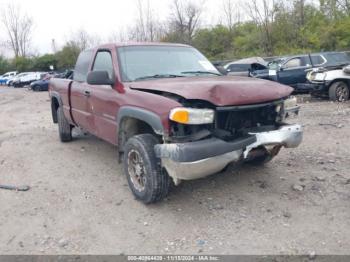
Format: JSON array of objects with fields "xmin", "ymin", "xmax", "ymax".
[
  {"xmin": 329, "ymin": 81, "xmax": 349, "ymax": 102},
  {"xmin": 123, "ymin": 134, "xmax": 170, "ymax": 204}
]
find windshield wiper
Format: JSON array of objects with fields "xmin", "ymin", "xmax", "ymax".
[
  {"xmin": 181, "ymin": 70, "xmax": 222, "ymax": 76},
  {"xmin": 134, "ymin": 74, "xmax": 184, "ymax": 81}
]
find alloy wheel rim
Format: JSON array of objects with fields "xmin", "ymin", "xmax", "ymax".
[
  {"xmin": 127, "ymin": 149, "xmax": 146, "ymax": 192},
  {"xmin": 336, "ymin": 84, "xmax": 349, "ymax": 101}
]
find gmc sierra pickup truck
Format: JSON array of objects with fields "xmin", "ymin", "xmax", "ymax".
[{"xmin": 49, "ymin": 43, "xmax": 303, "ymax": 203}]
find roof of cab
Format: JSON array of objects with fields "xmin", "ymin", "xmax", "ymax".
[{"xmin": 93, "ymin": 42, "xmax": 191, "ymax": 49}]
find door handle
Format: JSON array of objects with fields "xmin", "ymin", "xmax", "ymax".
[{"xmin": 84, "ymin": 90, "xmax": 91, "ymax": 97}]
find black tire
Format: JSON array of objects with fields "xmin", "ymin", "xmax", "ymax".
[
  {"xmin": 57, "ymin": 106, "xmax": 72, "ymax": 142},
  {"xmin": 32, "ymin": 85, "xmax": 40, "ymax": 91},
  {"xmin": 329, "ymin": 81, "xmax": 349, "ymax": 102},
  {"xmin": 123, "ymin": 134, "xmax": 170, "ymax": 204}
]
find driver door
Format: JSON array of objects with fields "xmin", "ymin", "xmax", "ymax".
[
  {"xmin": 88, "ymin": 49, "xmax": 120, "ymax": 145},
  {"xmin": 278, "ymin": 56, "xmax": 311, "ymax": 86}
]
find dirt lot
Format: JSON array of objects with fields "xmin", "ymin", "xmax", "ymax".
[{"xmin": 0, "ymin": 86, "xmax": 350, "ymax": 255}]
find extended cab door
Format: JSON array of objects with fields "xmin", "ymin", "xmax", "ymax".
[
  {"xmin": 88, "ymin": 49, "xmax": 120, "ymax": 145},
  {"xmin": 70, "ymin": 49, "xmax": 94, "ymax": 131}
]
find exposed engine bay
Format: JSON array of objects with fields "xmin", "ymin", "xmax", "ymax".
[
  {"xmin": 168, "ymin": 98, "xmax": 287, "ymax": 143},
  {"xmin": 132, "ymin": 88, "xmax": 294, "ymax": 144}
]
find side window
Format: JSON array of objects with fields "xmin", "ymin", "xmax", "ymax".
[
  {"xmin": 74, "ymin": 50, "xmax": 93, "ymax": 82},
  {"xmin": 92, "ymin": 51, "xmax": 114, "ymax": 79},
  {"xmin": 310, "ymin": 55, "xmax": 326, "ymax": 66},
  {"xmin": 284, "ymin": 58, "xmax": 302, "ymax": 69}
]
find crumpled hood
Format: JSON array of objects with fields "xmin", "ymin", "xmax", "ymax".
[{"xmin": 129, "ymin": 76, "xmax": 293, "ymax": 106}]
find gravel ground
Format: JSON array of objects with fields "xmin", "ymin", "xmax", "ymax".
[{"xmin": 0, "ymin": 86, "xmax": 350, "ymax": 255}]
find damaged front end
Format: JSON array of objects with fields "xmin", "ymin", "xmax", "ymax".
[{"xmin": 155, "ymin": 97, "xmax": 303, "ymax": 185}]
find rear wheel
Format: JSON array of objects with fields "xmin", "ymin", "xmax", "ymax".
[
  {"xmin": 57, "ymin": 106, "xmax": 72, "ymax": 142},
  {"xmin": 123, "ymin": 134, "xmax": 170, "ymax": 204},
  {"xmin": 329, "ymin": 81, "xmax": 349, "ymax": 102}
]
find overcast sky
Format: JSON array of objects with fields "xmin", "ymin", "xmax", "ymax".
[{"xmin": 0, "ymin": 0, "xmax": 227, "ymax": 56}]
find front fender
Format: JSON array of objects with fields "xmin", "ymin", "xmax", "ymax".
[
  {"xmin": 50, "ymin": 92, "xmax": 63, "ymax": 123},
  {"xmin": 117, "ymin": 106, "xmax": 165, "ymax": 136}
]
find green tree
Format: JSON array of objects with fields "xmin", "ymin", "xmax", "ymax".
[
  {"xmin": 55, "ymin": 42, "xmax": 81, "ymax": 70},
  {"xmin": 231, "ymin": 22, "xmax": 263, "ymax": 58},
  {"xmin": 0, "ymin": 56, "xmax": 12, "ymax": 74},
  {"xmin": 12, "ymin": 56, "xmax": 33, "ymax": 72},
  {"xmin": 192, "ymin": 25, "xmax": 233, "ymax": 60},
  {"xmin": 33, "ymin": 54, "xmax": 58, "ymax": 71}
]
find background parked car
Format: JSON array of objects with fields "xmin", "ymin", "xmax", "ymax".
[
  {"xmin": 224, "ymin": 57, "xmax": 268, "ymax": 77},
  {"xmin": 8, "ymin": 72, "xmax": 28, "ymax": 86},
  {"xmin": 30, "ymin": 74, "xmax": 52, "ymax": 91},
  {"xmin": 0, "ymin": 71, "xmax": 17, "ymax": 85},
  {"xmin": 55, "ymin": 70, "xmax": 74, "ymax": 79},
  {"xmin": 13, "ymin": 72, "xmax": 46, "ymax": 88},
  {"xmin": 30, "ymin": 70, "xmax": 74, "ymax": 92},
  {"xmin": 306, "ymin": 64, "xmax": 350, "ymax": 101},
  {"xmin": 251, "ymin": 52, "xmax": 350, "ymax": 92}
]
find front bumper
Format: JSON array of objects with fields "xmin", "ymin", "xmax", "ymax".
[
  {"xmin": 296, "ymin": 82, "xmax": 329, "ymax": 94},
  {"xmin": 295, "ymin": 83, "xmax": 321, "ymax": 92},
  {"xmin": 155, "ymin": 124, "xmax": 303, "ymax": 182}
]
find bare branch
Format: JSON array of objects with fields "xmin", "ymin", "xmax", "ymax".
[
  {"xmin": 68, "ymin": 29, "xmax": 101, "ymax": 51},
  {"xmin": 222, "ymin": 0, "xmax": 242, "ymax": 30},
  {"xmin": 246, "ymin": 0, "xmax": 276, "ymax": 55},
  {"xmin": 129, "ymin": 0, "xmax": 163, "ymax": 41},
  {"xmin": 168, "ymin": 0, "xmax": 205, "ymax": 43},
  {"xmin": 1, "ymin": 4, "xmax": 33, "ymax": 57}
]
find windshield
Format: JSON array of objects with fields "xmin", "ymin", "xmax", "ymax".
[{"xmin": 117, "ymin": 46, "xmax": 220, "ymax": 82}]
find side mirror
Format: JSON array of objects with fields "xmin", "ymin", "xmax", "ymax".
[{"xmin": 87, "ymin": 71, "xmax": 114, "ymax": 85}]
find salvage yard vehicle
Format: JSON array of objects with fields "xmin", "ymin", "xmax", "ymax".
[
  {"xmin": 30, "ymin": 76, "xmax": 50, "ymax": 91},
  {"xmin": 252, "ymin": 52, "xmax": 350, "ymax": 92},
  {"xmin": 13, "ymin": 72, "xmax": 46, "ymax": 88},
  {"xmin": 30, "ymin": 71, "xmax": 73, "ymax": 91},
  {"xmin": 0, "ymin": 71, "xmax": 17, "ymax": 85},
  {"xmin": 7, "ymin": 72, "xmax": 28, "ymax": 86},
  {"xmin": 49, "ymin": 43, "xmax": 303, "ymax": 203},
  {"xmin": 306, "ymin": 64, "xmax": 350, "ymax": 101},
  {"xmin": 224, "ymin": 57, "xmax": 268, "ymax": 77}
]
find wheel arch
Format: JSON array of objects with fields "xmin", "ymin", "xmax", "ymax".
[
  {"xmin": 50, "ymin": 93, "xmax": 63, "ymax": 123},
  {"xmin": 328, "ymin": 79, "xmax": 350, "ymax": 101},
  {"xmin": 327, "ymin": 78, "xmax": 350, "ymax": 91},
  {"xmin": 117, "ymin": 106, "xmax": 164, "ymax": 152}
]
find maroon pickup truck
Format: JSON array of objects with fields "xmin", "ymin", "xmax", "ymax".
[{"xmin": 49, "ymin": 43, "xmax": 303, "ymax": 203}]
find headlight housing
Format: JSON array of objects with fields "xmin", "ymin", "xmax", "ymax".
[
  {"xmin": 284, "ymin": 96, "xmax": 298, "ymax": 110},
  {"xmin": 169, "ymin": 107, "xmax": 214, "ymax": 125},
  {"xmin": 306, "ymin": 71, "xmax": 315, "ymax": 81},
  {"xmin": 282, "ymin": 96, "xmax": 300, "ymax": 119}
]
